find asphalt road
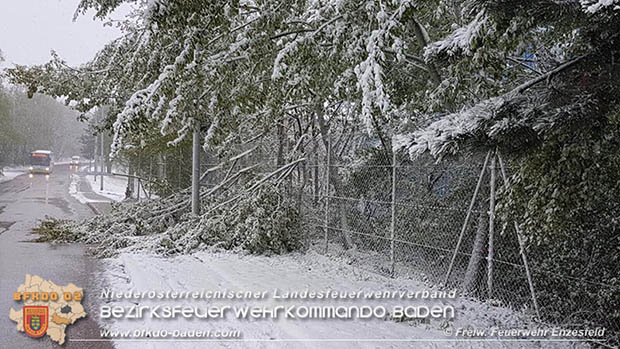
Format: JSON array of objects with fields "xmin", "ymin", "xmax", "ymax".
[{"xmin": 0, "ymin": 164, "xmax": 114, "ymax": 348}]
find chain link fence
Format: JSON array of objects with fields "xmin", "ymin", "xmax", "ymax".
[
  {"xmin": 295, "ymin": 145, "xmax": 619, "ymax": 345},
  {"xmin": 112, "ymin": 137, "xmax": 618, "ymax": 344}
]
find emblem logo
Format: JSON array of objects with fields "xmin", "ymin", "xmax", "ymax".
[
  {"xmin": 23, "ymin": 306, "xmax": 48, "ymax": 338},
  {"xmin": 10, "ymin": 275, "xmax": 87, "ymax": 344}
]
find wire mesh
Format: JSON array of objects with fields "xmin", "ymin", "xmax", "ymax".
[
  {"xmin": 297, "ymin": 150, "xmax": 619, "ymax": 344},
  {"xmin": 199, "ymin": 144, "xmax": 619, "ymax": 345}
]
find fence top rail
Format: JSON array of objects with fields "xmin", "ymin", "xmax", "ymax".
[
  {"xmin": 304, "ymin": 163, "xmax": 502, "ymax": 169},
  {"xmin": 302, "ymin": 193, "xmax": 478, "ymax": 213},
  {"xmin": 84, "ymin": 171, "xmax": 154, "ymax": 183}
]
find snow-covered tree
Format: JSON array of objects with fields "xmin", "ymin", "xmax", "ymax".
[
  {"xmin": 394, "ymin": 0, "xmax": 620, "ymax": 336},
  {"xmin": 5, "ymin": 1, "xmax": 620, "ymax": 336}
]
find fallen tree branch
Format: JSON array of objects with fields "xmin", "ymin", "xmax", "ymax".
[
  {"xmin": 248, "ymin": 158, "xmax": 306, "ymax": 192},
  {"xmin": 200, "ymin": 164, "xmax": 259, "ymax": 197},
  {"xmin": 383, "ymin": 49, "xmax": 429, "ymax": 72},
  {"xmin": 507, "ymin": 57, "xmax": 543, "ymax": 76},
  {"xmin": 204, "ymin": 158, "xmax": 306, "ymax": 215},
  {"xmin": 411, "ymin": 18, "xmax": 442, "ymax": 86},
  {"xmin": 512, "ymin": 55, "xmax": 586, "ymax": 94},
  {"xmin": 199, "ymin": 145, "xmax": 258, "ymax": 182}
]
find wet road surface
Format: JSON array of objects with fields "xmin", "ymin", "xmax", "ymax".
[{"xmin": 0, "ymin": 164, "xmax": 114, "ymax": 348}]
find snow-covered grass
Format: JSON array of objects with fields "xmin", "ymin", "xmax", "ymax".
[
  {"xmin": 80, "ymin": 166, "xmax": 158, "ymax": 201},
  {"xmin": 85, "ymin": 172, "xmax": 128, "ymax": 201},
  {"xmin": 0, "ymin": 166, "xmax": 28, "ymax": 183},
  {"xmin": 81, "ymin": 165, "xmax": 156, "ymax": 202},
  {"xmin": 97, "ymin": 250, "xmax": 572, "ymax": 349}
]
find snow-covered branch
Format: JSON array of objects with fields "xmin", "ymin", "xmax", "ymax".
[
  {"xmin": 423, "ymin": 10, "xmax": 488, "ymax": 59},
  {"xmin": 400, "ymin": 55, "xmax": 587, "ymax": 157}
]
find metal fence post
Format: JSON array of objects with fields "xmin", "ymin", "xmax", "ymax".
[
  {"xmin": 100, "ymin": 131, "xmax": 104, "ymax": 191},
  {"xmin": 324, "ymin": 132, "xmax": 330, "ymax": 254},
  {"xmin": 99, "ymin": 106, "xmax": 105, "ymax": 191},
  {"xmin": 487, "ymin": 151, "xmax": 497, "ymax": 299},
  {"xmin": 390, "ymin": 150, "xmax": 397, "ymax": 277}
]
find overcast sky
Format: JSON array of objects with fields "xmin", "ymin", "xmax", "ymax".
[{"xmin": 0, "ymin": 0, "xmax": 129, "ymax": 68}]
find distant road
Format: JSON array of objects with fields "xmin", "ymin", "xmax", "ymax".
[{"xmin": 0, "ymin": 164, "xmax": 114, "ymax": 348}]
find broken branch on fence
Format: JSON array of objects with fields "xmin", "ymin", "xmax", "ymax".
[
  {"xmin": 242, "ymin": 133, "xmax": 264, "ymax": 145},
  {"xmin": 248, "ymin": 158, "xmax": 306, "ymax": 192},
  {"xmin": 201, "ymin": 164, "xmax": 259, "ymax": 197},
  {"xmin": 290, "ymin": 133, "xmax": 307, "ymax": 155},
  {"xmin": 338, "ymin": 126, "xmax": 355, "ymax": 158},
  {"xmin": 224, "ymin": 158, "xmax": 239, "ymax": 182},
  {"xmin": 276, "ymin": 164, "xmax": 298, "ymax": 186},
  {"xmin": 204, "ymin": 158, "xmax": 306, "ymax": 216},
  {"xmin": 199, "ymin": 145, "xmax": 258, "ymax": 182}
]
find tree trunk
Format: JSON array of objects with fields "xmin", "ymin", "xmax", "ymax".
[
  {"xmin": 191, "ymin": 130, "xmax": 201, "ymax": 215},
  {"xmin": 312, "ymin": 118, "xmax": 319, "ymax": 204},
  {"xmin": 277, "ymin": 119, "xmax": 285, "ymax": 167},
  {"xmin": 315, "ymin": 107, "xmax": 355, "ymax": 250},
  {"xmin": 103, "ymin": 132, "xmax": 112, "ymax": 173},
  {"xmin": 157, "ymin": 153, "xmax": 165, "ymax": 179},
  {"xmin": 462, "ymin": 207, "xmax": 488, "ymax": 294},
  {"xmin": 339, "ymin": 202, "xmax": 355, "ymax": 249},
  {"xmin": 125, "ymin": 158, "xmax": 135, "ymax": 199}
]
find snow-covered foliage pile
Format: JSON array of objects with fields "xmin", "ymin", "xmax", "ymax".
[{"xmin": 38, "ymin": 180, "xmax": 300, "ymax": 257}]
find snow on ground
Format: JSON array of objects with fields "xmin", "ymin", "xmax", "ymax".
[
  {"xmin": 85, "ymin": 172, "xmax": 128, "ymax": 201},
  {"xmin": 68, "ymin": 173, "xmax": 109, "ymax": 204},
  {"xmin": 55, "ymin": 158, "xmax": 76, "ymax": 165},
  {"xmin": 0, "ymin": 166, "xmax": 27, "ymax": 183},
  {"xmin": 80, "ymin": 165, "xmax": 156, "ymax": 202},
  {"xmin": 97, "ymin": 250, "xmax": 573, "ymax": 349}
]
